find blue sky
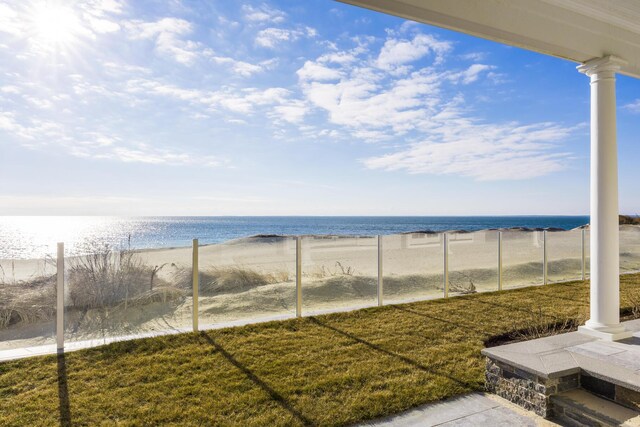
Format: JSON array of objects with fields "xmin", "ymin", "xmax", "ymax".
[{"xmin": 1, "ymin": 0, "xmax": 639, "ymax": 216}]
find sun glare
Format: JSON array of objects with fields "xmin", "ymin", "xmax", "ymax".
[{"xmin": 30, "ymin": 2, "xmax": 83, "ymax": 51}]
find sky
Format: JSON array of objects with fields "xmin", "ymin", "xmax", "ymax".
[{"xmin": 0, "ymin": 0, "xmax": 639, "ymax": 216}]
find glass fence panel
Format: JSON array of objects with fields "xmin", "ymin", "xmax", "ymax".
[
  {"xmin": 501, "ymin": 231, "xmax": 544, "ymax": 289},
  {"xmin": 547, "ymin": 229, "xmax": 584, "ymax": 283},
  {"xmin": 620, "ymin": 226, "xmax": 640, "ymax": 273},
  {"xmin": 0, "ymin": 257, "xmax": 56, "ymax": 351},
  {"xmin": 65, "ymin": 245, "xmax": 192, "ymax": 343},
  {"xmin": 448, "ymin": 230, "xmax": 498, "ymax": 295},
  {"xmin": 302, "ymin": 236, "xmax": 377, "ymax": 313},
  {"xmin": 382, "ymin": 233, "xmax": 444, "ymax": 303},
  {"xmin": 198, "ymin": 237, "xmax": 296, "ymax": 326}
]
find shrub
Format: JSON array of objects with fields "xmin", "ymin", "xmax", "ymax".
[
  {"xmin": 0, "ymin": 275, "xmax": 56, "ymax": 328},
  {"xmin": 449, "ymin": 271, "xmax": 477, "ymax": 294},
  {"xmin": 67, "ymin": 244, "xmax": 159, "ymax": 309},
  {"xmin": 511, "ymin": 307, "xmax": 585, "ymax": 341}
]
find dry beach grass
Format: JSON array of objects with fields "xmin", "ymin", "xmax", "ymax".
[{"xmin": 1, "ymin": 273, "xmax": 640, "ymax": 426}]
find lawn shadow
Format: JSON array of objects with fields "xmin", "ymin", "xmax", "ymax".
[
  {"xmin": 308, "ymin": 317, "xmax": 475, "ymax": 389},
  {"xmin": 461, "ymin": 290, "xmax": 587, "ymax": 323},
  {"xmin": 57, "ymin": 350, "xmax": 72, "ymax": 427},
  {"xmin": 457, "ymin": 293, "xmax": 541, "ymax": 316},
  {"xmin": 390, "ymin": 305, "xmax": 494, "ymax": 336},
  {"xmin": 526, "ymin": 286, "xmax": 590, "ymax": 307},
  {"xmin": 199, "ymin": 333, "xmax": 314, "ymax": 427}
]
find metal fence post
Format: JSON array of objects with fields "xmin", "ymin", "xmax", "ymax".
[
  {"xmin": 56, "ymin": 242, "xmax": 64, "ymax": 351},
  {"xmin": 192, "ymin": 239, "xmax": 199, "ymax": 332},
  {"xmin": 296, "ymin": 236, "xmax": 302, "ymax": 318},
  {"xmin": 377, "ymin": 235, "xmax": 383, "ymax": 307},
  {"xmin": 443, "ymin": 233, "xmax": 449, "ymax": 298},
  {"xmin": 581, "ymin": 228, "xmax": 586, "ymax": 281},
  {"xmin": 498, "ymin": 231, "xmax": 503, "ymax": 291},
  {"xmin": 543, "ymin": 230, "xmax": 548, "ymax": 285}
]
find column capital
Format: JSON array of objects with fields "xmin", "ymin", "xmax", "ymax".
[{"xmin": 577, "ymin": 55, "xmax": 627, "ymax": 76}]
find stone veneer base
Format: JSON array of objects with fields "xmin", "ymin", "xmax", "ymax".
[{"xmin": 485, "ymin": 357, "xmax": 579, "ymax": 418}]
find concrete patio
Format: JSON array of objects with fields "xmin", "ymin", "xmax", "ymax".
[{"xmin": 360, "ymin": 392, "xmax": 558, "ymax": 426}]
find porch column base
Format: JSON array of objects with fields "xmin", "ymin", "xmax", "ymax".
[{"xmin": 578, "ymin": 324, "xmax": 633, "ymax": 341}]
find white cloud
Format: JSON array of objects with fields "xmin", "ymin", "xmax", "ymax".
[
  {"xmin": 297, "ymin": 61, "xmax": 343, "ymax": 81},
  {"xmin": 363, "ymin": 121, "xmax": 576, "ymax": 180},
  {"xmin": 126, "ymin": 79, "xmax": 203, "ymax": 102},
  {"xmin": 0, "ymin": 85, "xmax": 20, "ymax": 94},
  {"xmin": 125, "ymin": 78, "xmax": 291, "ymax": 114},
  {"xmin": 0, "ymin": 4, "xmax": 579, "ymax": 184},
  {"xmin": 317, "ymin": 51, "xmax": 359, "ymax": 65},
  {"xmin": 0, "ymin": 111, "xmax": 222, "ymax": 167},
  {"xmin": 216, "ymin": 87, "xmax": 290, "ymax": 113},
  {"xmin": 292, "ymin": 31, "xmax": 577, "ymax": 180},
  {"xmin": 111, "ymin": 146, "xmax": 221, "ymax": 167},
  {"xmin": 0, "ymin": 0, "xmax": 123, "ymax": 45},
  {"xmin": 0, "ymin": 112, "xmax": 65, "ymax": 142},
  {"xmin": 298, "ymin": 64, "xmax": 442, "ymax": 138},
  {"xmin": 209, "ymin": 56, "xmax": 272, "ymax": 77},
  {"xmin": 255, "ymin": 26, "xmax": 316, "ymax": 48},
  {"xmin": 79, "ymin": 0, "xmax": 125, "ymax": 33},
  {"xmin": 102, "ymin": 61, "xmax": 152, "ymax": 75},
  {"xmin": 459, "ymin": 52, "xmax": 487, "ymax": 61},
  {"xmin": 256, "ymin": 28, "xmax": 295, "ymax": 48},
  {"xmin": 376, "ymin": 33, "xmax": 451, "ymax": 71},
  {"xmin": 624, "ymin": 99, "xmax": 640, "ymax": 113},
  {"xmin": 242, "ymin": 4, "xmax": 286, "ymax": 24},
  {"xmin": 450, "ymin": 64, "xmax": 494, "ymax": 84},
  {"xmin": 125, "ymin": 18, "xmax": 201, "ymax": 64},
  {"xmin": 81, "ymin": 0, "xmax": 125, "ymax": 16},
  {"xmin": 0, "ymin": 4, "xmax": 23, "ymax": 36},
  {"xmin": 127, "ymin": 17, "xmax": 191, "ymax": 39},
  {"xmin": 271, "ymin": 100, "xmax": 310, "ymax": 124}
]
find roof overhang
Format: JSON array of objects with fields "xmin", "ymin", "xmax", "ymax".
[{"xmin": 337, "ymin": 0, "xmax": 640, "ymax": 79}]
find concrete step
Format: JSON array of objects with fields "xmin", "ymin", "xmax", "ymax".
[{"xmin": 551, "ymin": 389, "xmax": 640, "ymax": 427}]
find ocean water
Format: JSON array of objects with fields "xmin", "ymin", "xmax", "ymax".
[{"xmin": 0, "ymin": 216, "xmax": 589, "ymax": 259}]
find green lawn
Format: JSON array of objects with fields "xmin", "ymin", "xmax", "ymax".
[{"xmin": 1, "ymin": 274, "xmax": 640, "ymax": 426}]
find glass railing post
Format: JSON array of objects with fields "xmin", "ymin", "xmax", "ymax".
[
  {"xmin": 296, "ymin": 236, "xmax": 302, "ymax": 318},
  {"xmin": 56, "ymin": 242, "xmax": 64, "ymax": 351},
  {"xmin": 582, "ymin": 228, "xmax": 586, "ymax": 281},
  {"xmin": 498, "ymin": 231, "xmax": 503, "ymax": 291},
  {"xmin": 192, "ymin": 239, "xmax": 199, "ymax": 332},
  {"xmin": 543, "ymin": 230, "xmax": 548, "ymax": 285},
  {"xmin": 443, "ymin": 233, "xmax": 449, "ymax": 298},
  {"xmin": 377, "ymin": 235, "xmax": 383, "ymax": 306}
]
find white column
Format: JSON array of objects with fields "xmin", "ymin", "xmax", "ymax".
[{"xmin": 577, "ymin": 55, "xmax": 631, "ymax": 341}]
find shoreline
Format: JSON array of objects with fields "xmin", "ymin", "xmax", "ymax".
[
  {"xmin": 1, "ymin": 224, "xmax": 638, "ymax": 264},
  {"xmin": 0, "ymin": 215, "xmax": 595, "ymax": 260}
]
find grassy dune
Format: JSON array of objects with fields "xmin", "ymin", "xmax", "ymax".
[{"xmin": 1, "ymin": 274, "xmax": 639, "ymax": 426}]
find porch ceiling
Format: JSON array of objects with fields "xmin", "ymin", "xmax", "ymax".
[{"xmin": 338, "ymin": 0, "xmax": 640, "ymax": 79}]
